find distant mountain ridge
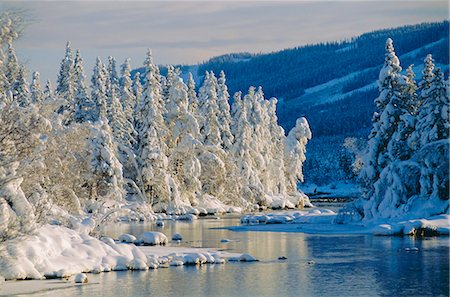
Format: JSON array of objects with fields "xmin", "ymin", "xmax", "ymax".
[{"xmin": 194, "ymin": 21, "xmax": 448, "ymax": 135}]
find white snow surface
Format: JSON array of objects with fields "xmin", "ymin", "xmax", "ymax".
[
  {"xmin": 235, "ymin": 210, "xmax": 450, "ymax": 236},
  {"xmin": 0, "ymin": 224, "xmax": 251, "ymax": 281}
]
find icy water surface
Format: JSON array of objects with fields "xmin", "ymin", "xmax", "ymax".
[{"xmin": 28, "ymin": 217, "xmax": 449, "ymax": 297}]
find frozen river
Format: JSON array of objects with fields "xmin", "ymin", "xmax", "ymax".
[{"xmin": 20, "ymin": 216, "xmax": 449, "ymax": 297}]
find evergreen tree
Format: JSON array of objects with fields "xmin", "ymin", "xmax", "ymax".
[
  {"xmin": 138, "ymin": 50, "xmax": 171, "ymax": 205},
  {"xmin": 4, "ymin": 42, "xmax": 19, "ymax": 92},
  {"xmin": 360, "ymin": 38, "xmax": 406, "ymax": 185},
  {"xmin": 132, "ymin": 71, "xmax": 142, "ymax": 129},
  {"xmin": 30, "ymin": 71, "xmax": 43, "ymax": 104},
  {"xmin": 187, "ymin": 73, "xmax": 198, "ymax": 115},
  {"xmin": 12, "ymin": 65, "xmax": 29, "ymax": 107},
  {"xmin": 107, "ymin": 56, "xmax": 120, "ymax": 109},
  {"xmin": 56, "ymin": 41, "xmax": 75, "ymax": 101},
  {"xmin": 73, "ymin": 50, "xmax": 96, "ymax": 123},
  {"xmin": 120, "ymin": 58, "xmax": 135, "ymax": 123},
  {"xmin": 167, "ymin": 76, "xmax": 202, "ymax": 206},
  {"xmin": 43, "ymin": 80, "xmax": 53, "ymax": 100},
  {"xmin": 387, "ymin": 64, "xmax": 419, "ymax": 161},
  {"xmin": 89, "ymin": 122, "xmax": 124, "ymax": 202},
  {"xmin": 197, "ymin": 71, "xmax": 221, "ymax": 146},
  {"xmin": 91, "ymin": 57, "xmax": 108, "ymax": 121},
  {"xmin": 217, "ymin": 71, "xmax": 234, "ymax": 149},
  {"xmin": 413, "ymin": 65, "xmax": 449, "ymax": 148}
]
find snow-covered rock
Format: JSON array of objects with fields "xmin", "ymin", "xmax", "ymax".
[
  {"xmin": 239, "ymin": 253, "xmax": 257, "ymax": 262},
  {"xmin": 118, "ymin": 233, "xmax": 137, "ymax": 243},
  {"xmin": 128, "ymin": 259, "xmax": 148, "ymax": 270},
  {"xmin": 137, "ymin": 232, "xmax": 168, "ymax": 246},
  {"xmin": 172, "ymin": 233, "xmax": 183, "ymax": 241},
  {"xmin": 74, "ymin": 273, "xmax": 88, "ymax": 283}
]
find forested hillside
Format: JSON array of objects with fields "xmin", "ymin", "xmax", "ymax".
[{"xmin": 192, "ymin": 21, "xmax": 449, "ymax": 185}]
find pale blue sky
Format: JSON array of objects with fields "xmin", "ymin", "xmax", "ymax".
[{"xmin": 2, "ymin": 1, "xmax": 448, "ymax": 83}]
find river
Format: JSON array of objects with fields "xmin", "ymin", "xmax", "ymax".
[{"xmin": 25, "ymin": 216, "xmax": 449, "ymax": 297}]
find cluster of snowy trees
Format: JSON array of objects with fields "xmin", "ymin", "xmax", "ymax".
[
  {"xmin": 336, "ymin": 38, "xmax": 449, "ymax": 222},
  {"xmin": 0, "ymin": 13, "xmax": 311, "ymax": 240}
]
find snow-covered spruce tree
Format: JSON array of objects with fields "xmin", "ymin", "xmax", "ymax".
[
  {"xmin": 411, "ymin": 56, "xmax": 449, "ymax": 149},
  {"xmin": 11, "ymin": 65, "xmax": 29, "ymax": 107},
  {"xmin": 43, "ymin": 80, "xmax": 53, "ymax": 100},
  {"xmin": 162, "ymin": 65, "xmax": 180, "ymax": 104},
  {"xmin": 266, "ymin": 98, "xmax": 288, "ymax": 197},
  {"xmin": 120, "ymin": 58, "xmax": 136, "ymax": 123},
  {"xmin": 194, "ymin": 72, "xmax": 242, "ymax": 210},
  {"xmin": 132, "ymin": 71, "xmax": 143, "ymax": 131},
  {"xmin": 91, "ymin": 57, "xmax": 108, "ymax": 121},
  {"xmin": 166, "ymin": 75, "xmax": 202, "ymax": 209},
  {"xmin": 217, "ymin": 71, "xmax": 234, "ymax": 149},
  {"xmin": 197, "ymin": 71, "xmax": 221, "ymax": 146},
  {"xmin": 412, "ymin": 66, "xmax": 449, "ymax": 196},
  {"xmin": 386, "ymin": 64, "xmax": 419, "ymax": 162},
  {"xmin": 187, "ymin": 73, "xmax": 198, "ymax": 115},
  {"xmin": 107, "ymin": 56, "xmax": 120, "ymax": 110},
  {"xmin": 73, "ymin": 49, "xmax": 96, "ymax": 123},
  {"xmin": 284, "ymin": 117, "xmax": 312, "ymax": 207},
  {"xmin": 360, "ymin": 38, "xmax": 406, "ymax": 187},
  {"xmin": 105, "ymin": 65, "xmax": 140, "ymax": 201},
  {"xmin": 30, "ymin": 71, "xmax": 43, "ymax": 104},
  {"xmin": 56, "ymin": 42, "xmax": 75, "ymax": 102},
  {"xmin": 231, "ymin": 90, "xmax": 263, "ymax": 206},
  {"xmin": 138, "ymin": 51, "xmax": 173, "ymax": 208},
  {"xmin": 4, "ymin": 42, "xmax": 19, "ymax": 93},
  {"xmin": 88, "ymin": 120, "xmax": 124, "ymax": 203}
]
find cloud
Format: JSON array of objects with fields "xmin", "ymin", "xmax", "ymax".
[{"xmin": 3, "ymin": 1, "xmax": 447, "ymax": 82}]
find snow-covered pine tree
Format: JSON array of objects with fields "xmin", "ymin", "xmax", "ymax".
[
  {"xmin": 88, "ymin": 121, "xmax": 124, "ymax": 203},
  {"xmin": 4, "ymin": 42, "xmax": 19, "ymax": 92},
  {"xmin": 30, "ymin": 71, "xmax": 43, "ymax": 104},
  {"xmin": 411, "ymin": 66, "xmax": 449, "ymax": 200},
  {"xmin": 132, "ymin": 71, "xmax": 142, "ymax": 131},
  {"xmin": 197, "ymin": 71, "xmax": 221, "ymax": 146},
  {"xmin": 56, "ymin": 42, "xmax": 75, "ymax": 102},
  {"xmin": 187, "ymin": 73, "xmax": 198, "ymax": 115},
  {"xmin": 138, "ymin": 50, "xmax": 172, "ymax": 207},
  {"xmin": 107, "ymin": 56, "xmax": 120, "ymax": 110},
  {"xmin": 12, "ymin": 65, "xmax": 29, "ymax": 107},
  {"xmin": 231, "ymin": 90, "xmax": 262, "ymax": 206},
  {"xmin": 267, "ymin": 98, "xmax": 288, "ymax": 196},
  {"xmin": 217, "ymin": 71, "xmax": 234, "ymax": 149},
  {"xmin": 91, "ymin": 57, "xmax": 108, "ymax": 121},
  {"xmin": 387, "ymin": 64, "xmax": 419, "ymax": 161},
  {"xmin": 166, "ymin": 75, "xmax": 202, "ymax": 208},
  {"xmin": 43, "ymin": 80, "xmax": 53, "ymax": 100},
  {"xmin": 73, "ymin": 49, "xmax": 96, "ymax": 123},
  {"xmin": 284, "ymin": 117, "xmax": 312, "ymax": 205},
  {"xmin": 360, "ymin": 38, "xmax": 406, "ymax": 186},
  {"xmin": 120, "ymin": 58, "xmax": 136, "ymax": 123}
]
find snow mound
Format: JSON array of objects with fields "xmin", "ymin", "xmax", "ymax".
[
  {"xmin": 74, "ymin": 273, "xmax": 88, "ymax": 283},
  {"xmin": 171, "ymin": 233, "xmax": 182, "ymax": 241},
  {"xmin": 136, "ymin": 232, "xmax": 168, "ymax": 246},
  {"xmin": 240, "ymin": 209, "xmax": 336, "ymax": 225},
  {"xmin": 118, "ymin": 234, "xmax": 136, "ymax": 243}
]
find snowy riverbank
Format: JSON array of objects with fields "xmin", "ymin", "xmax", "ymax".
[
  {"xmin": 235, "ymin": 209, "xmax": 450, "ymax": 236},
  {"xmin": 0, "ymin": 223, "xmax": 255, "ymax": 283}
]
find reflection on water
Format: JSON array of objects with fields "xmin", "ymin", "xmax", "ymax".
[{"xmin": 30, "ymin": 217, "xmax": 449, "ymax": 297}]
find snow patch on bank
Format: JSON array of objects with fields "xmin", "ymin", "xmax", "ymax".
[
  {"xmin": 0, "ymin": 224, "xmax": 254, "ymax": 281},
  {"xmin": 233, "ymin": 210, "xmax": 449, "ymax": 236}
]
